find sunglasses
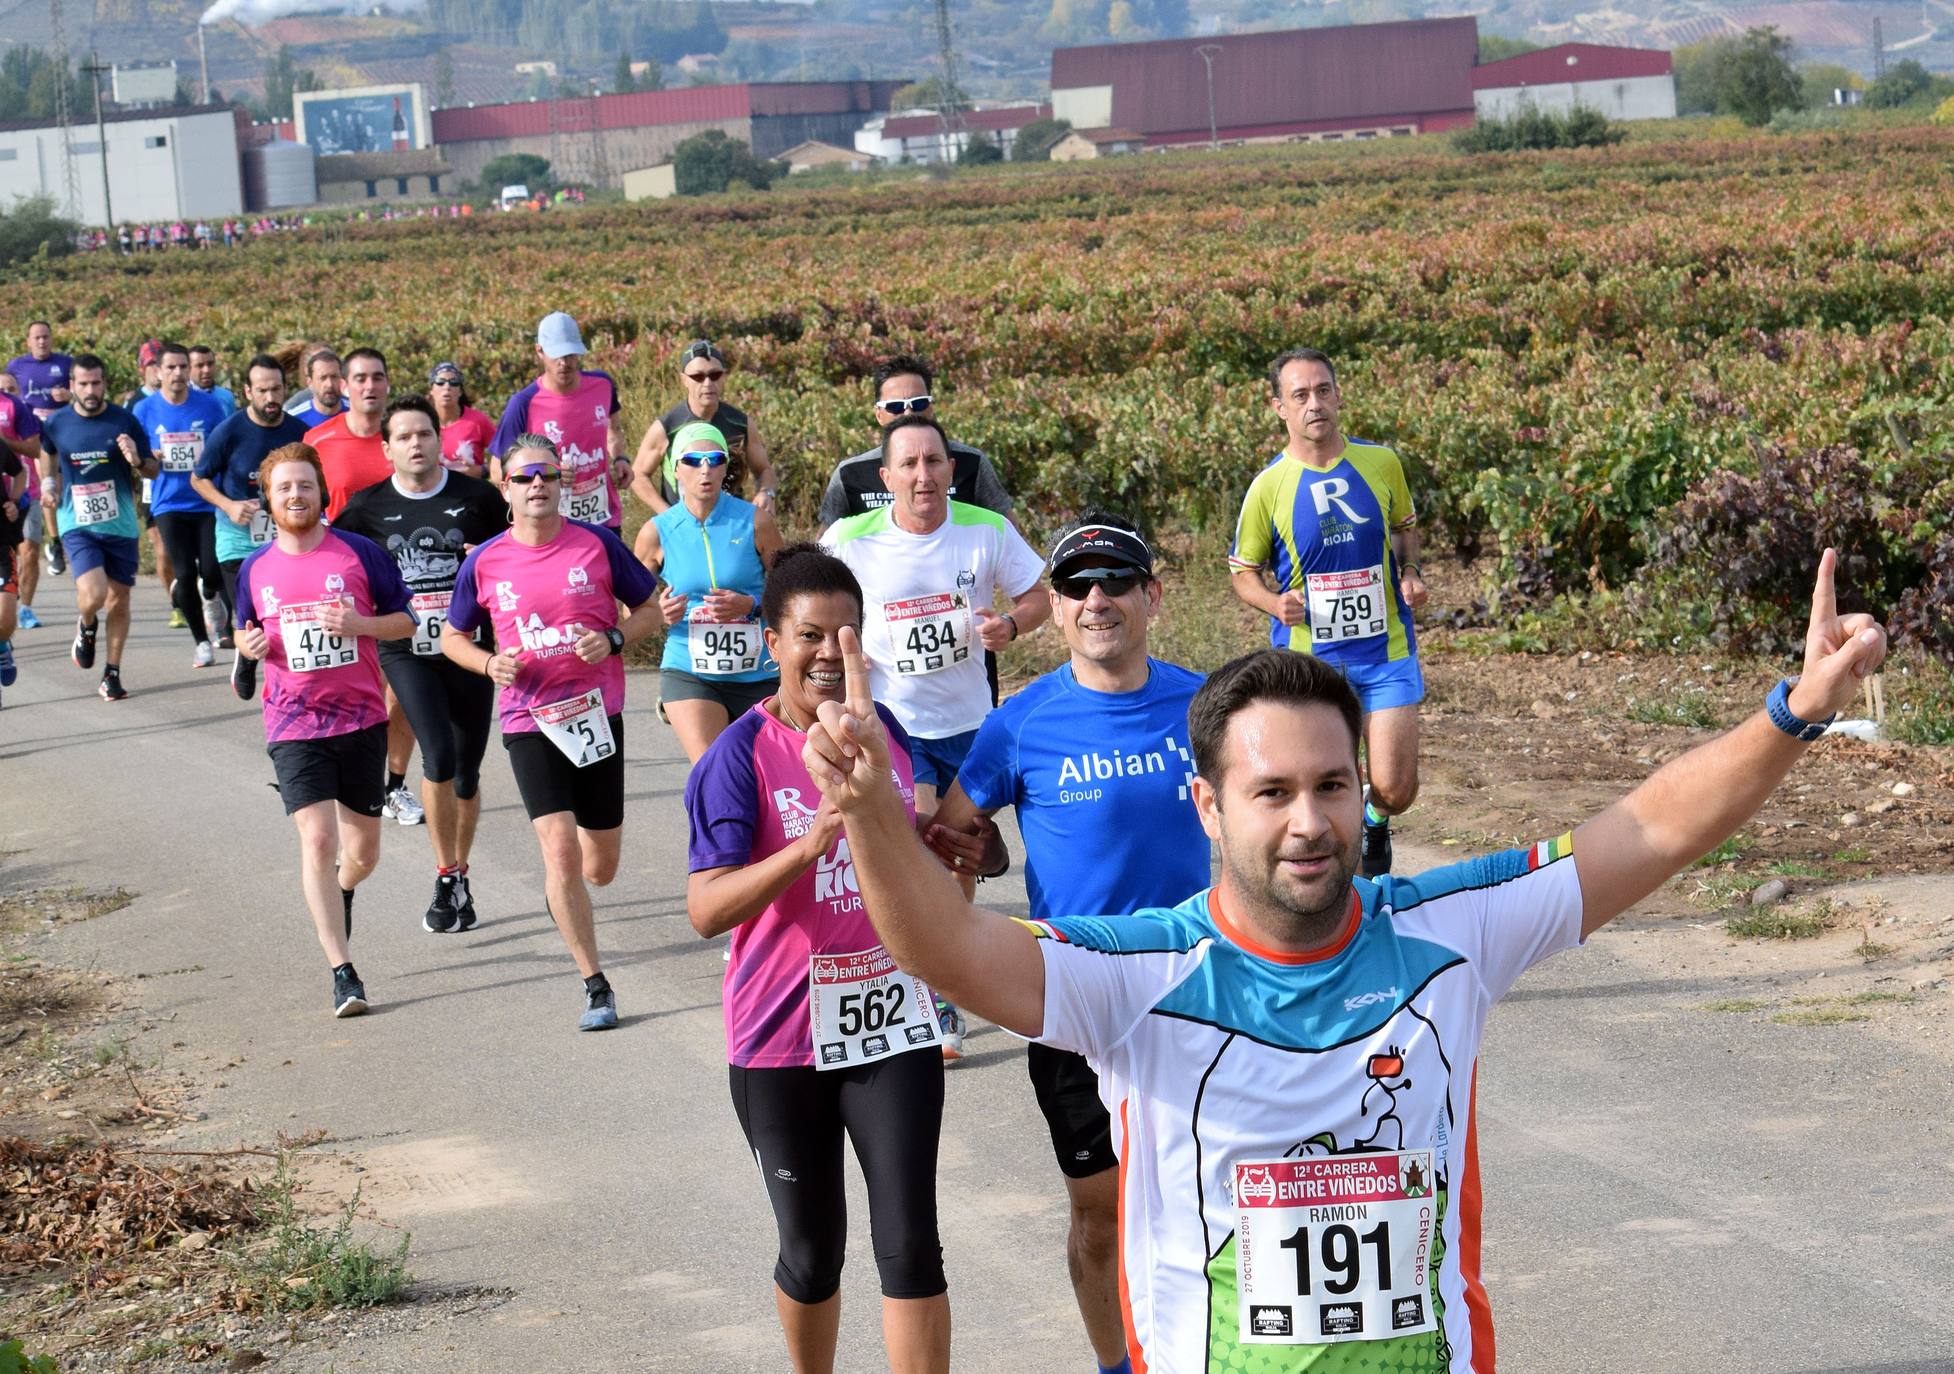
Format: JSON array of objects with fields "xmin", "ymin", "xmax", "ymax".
[
  {"xmin": 507, "ymin": 469, "xmax": 562, "ymax": 485},
  {"xmin": 677, "ymin": 450, "xmax": 729, "ymax": 468},
  {"xmin": 876, "ymin": 395, "xmax": 933, "ymax": 416},
  {"xmin": 1054, "ymin": 569, "xmax": 1144, "ymax": 601},
  {"xmin": 684, "ymin": 369, "xmax": 726, "ymax": 383},
  {"xmin": 431, "ymin": 377, "xmax": 461, "ymax": 386}
]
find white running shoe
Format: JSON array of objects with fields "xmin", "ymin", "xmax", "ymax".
[
  {"xmin": 381, "ymin": 786, "xmax": 426, "ymax": 825},
  {"xmin": 192, "ymin": 640, "xmax": 215, "ymax": 668}
]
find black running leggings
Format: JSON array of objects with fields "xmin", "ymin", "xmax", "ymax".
[
  {"xmin": 155, "ymin": 512, "xmax": 222, "ymax": 641},
  {"xmin": 728, "ymin": 1050, "xmax": 946, "ymax": 1304},
  {"xmin": 380, "ymin": 649, "xmax": 494, "ymax": 798}
]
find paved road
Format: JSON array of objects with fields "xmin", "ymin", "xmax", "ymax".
[{"xmin": 6, "ymin": 597, "xmax": 1952, "ymax": 1372}]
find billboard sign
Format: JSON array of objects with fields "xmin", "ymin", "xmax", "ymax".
[{"xmin": 294, "ymin": 83, "xmax": 428, "ymax": 156}]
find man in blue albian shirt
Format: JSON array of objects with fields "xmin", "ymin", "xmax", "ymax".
[{"xmin": 927, "ymin": 511, "xmax": 1206, "ymax": 1374}]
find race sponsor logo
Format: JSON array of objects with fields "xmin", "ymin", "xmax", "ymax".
[
  {"xmin": 1319, "ymin": 1302, "xmax": 1363, "ymax": 1338},
  {"xmin": 1054, "ymin": 732, "xmax": 1197, "ymax": 803},
  {"xmin": 819, "ymin": 1042, "xmax": 847, "ymax": 1066},
  {"xmin": 772, "ymin": 786, "xmax": 819, "ymax": 839},
  {"xmin": 1249, "ymin": 1306, "xmax": 1293, "ymax": 1337},
  {"xmin": 1238, "ymin": 1165, "xmax": 1277, "ymax": 1205},
  {"xmin": 324, "ymin": 573, "xmax": 345, "ymax": 596},
  {"xmin": 1392, "ymin": 1296, "xmax": 1425, "ymax": 1330},
  {"xmin": 1343, "ymin": 987, "xmax": 1402, "ymax": 1013},
  {"xmin": 514, "ymin": 613, "xmax": 587, "ymax": 657},
  {"xmin": 258, "ymin": 585, "xmax": 281, "ymax": 614},
  {"xmin": 494, "ymin": 579, "xmax": 520, "ymax": 611}
]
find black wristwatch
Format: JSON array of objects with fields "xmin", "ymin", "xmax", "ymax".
[
  {"xmin": 604, "ymin": 627, "xmax": 625, "ymax": 658},
  {"xmin": 1002, "ymin": 613, "xmax": 1019, "ymax": 641}
]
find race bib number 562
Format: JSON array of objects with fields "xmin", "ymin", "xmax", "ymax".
[
  {"xmin": 808, "ymin": 947, "xmax": 941, "ymax": 1071},
  {"xmin": 1233, "ymin": 1151, "xmax": 1438, "ymax": 1345}
]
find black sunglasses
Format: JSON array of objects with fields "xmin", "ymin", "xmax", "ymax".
[
  {"xmin": 1054, "ymin": 568, "xmax": 1145, "ymax": 600},
  {"xmin": 507, "ymin": 469, "xmax": 562, "ymax": 485},
  {"xmin": 876, "ymin": 395, "xmax": 932, "ymax": 416},
  {"xmin": 684, "ymin": 368, "xmax": 726, "ymax": 383}
]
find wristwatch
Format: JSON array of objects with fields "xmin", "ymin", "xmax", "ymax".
[
  {"xmin": 1002, "ymin": 613, "xmax": 1019, "ymax": 641},
  {"xmin": 1766, "ymin": 677, "xmax": 1832, "ymax": 742},
  {"xmin": 604, "ymin": 627, "xmax": 626, "ymax": 658}
]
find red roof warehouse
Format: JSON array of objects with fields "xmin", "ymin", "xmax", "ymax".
[{"xmin": 1050, "ymin": 18, "xmax": 1480, "ymax": 145}]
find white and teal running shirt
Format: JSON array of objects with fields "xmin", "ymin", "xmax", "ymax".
[{"xmin": 1024, "ymin": 835, "xmax": 1583, "ymax": 1374}]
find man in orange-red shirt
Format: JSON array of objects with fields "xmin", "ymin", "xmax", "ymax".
[{"xmin": 305, "ymin": 348, "xmax": 392, "ymax": 521}]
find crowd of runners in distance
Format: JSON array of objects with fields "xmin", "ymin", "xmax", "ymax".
[
  {"xmin": 68, "ymin": 194, "xmax": 592, "ymax": 254},
  {"xmin": 0, "ymin": 310, "xmax": 1890, "ymax": 1374}
]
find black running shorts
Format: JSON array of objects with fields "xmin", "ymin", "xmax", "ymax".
[
  {"xmin": 504, "ymin": 714, "xmax": 625, "ymax": 829},
  {"xmin": 267, "ymin": 722, "xmax": 388, "ymax": 817},
  {"xmin": 1027, "ymin": 1041, "xmax": 1117, "ymax": 1179}
]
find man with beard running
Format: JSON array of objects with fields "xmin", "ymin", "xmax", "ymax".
[
  {"xmin": 334, "ymin": 396, "xmax": 505, "ymax": 933},
  {"xmin": 233, "ymin": 443, "xmax": 414, "ymax": 1016},
  {"xmin": 134, "ymin": 342, "xmax": 229, "ymax": 667},
  {"xmin": 38, "ymin": 355, "xmax": 155, "ymax": 701},
  {"xmin": 192, "ymin": 353, "xmax": 309, "ymax": 699}
]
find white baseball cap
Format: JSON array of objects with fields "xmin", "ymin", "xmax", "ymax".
[{"xmin": 536, "ymin": 311, "xmax": 587, "ymax": 359}]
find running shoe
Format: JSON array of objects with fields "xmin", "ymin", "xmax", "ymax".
[
  {"xmin": 332, "ymin": 963, "xmax": 368, "ymax": 1018},
  {"xmin": 218, "ymin": 627, "xmax": 235, "ymax": 650},
  {"xmin": 98, "ymin": 669, "xmax": 128, "ymax": 702},
  {"xmin": 231, "ymin": 652, "xmax": 257, "ymax": 701},
  {"xmin": 18, "ymin": 605, "xmax": 40, "ymax": 629},
  {"xmin": 579, "ymin": 984, "xmax": 619, "ymax": 1032},
  {"xmin": 46, "ymin": 541, "xmax": 65, "ymax": 576},
  {"xmin": 381, "ymin": 786, "xmax": 425, "ymax": 826},
  {"xmin": 937, "ymin": 999, "xmax": 967, "ymax": 1062},
  {"xmin": 452, "ymin": 872, "xmax": 478, "ymax": 932},
  {"xmin": 424, "ymin": 873, "xmax": 461, "ymax": 934},
  {"xmin": 0, "ymin": 640, "xmax": 14, "ymax": 687},
  {"xmin": 72, "ymin": 617, "xmax": 97, "ymax": 670},
  {"xmin": 1360, "ymin": 816, "xmax": 1393, "ymax": 879},
  {"xmin": 192, "ymin": 640, "xmax": 215, "ymax": 669},
  {"xmin": 202, "ymin": 596, "xmax": 225, "ymax": 642},
  {"xmin": 167, "ymin": 608, "xmax": 188, "ymax": 629}
]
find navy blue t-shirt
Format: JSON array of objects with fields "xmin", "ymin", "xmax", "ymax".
[
  {"xmin": 195, "ymin": 409, "xmax": 310, "ymax": 502},
  {"xmin": 956, "ymin": 658, "xmax": 1211, "ymax": 923}
]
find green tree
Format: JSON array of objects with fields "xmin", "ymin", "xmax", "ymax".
[
  {"xmin": 1478, "ymin": 34, "xmax": 1541, "ymax": 62},
  {"xmin": 263, "ymin": 45, "xmax": 321, "ymax": 119},
  {"xmin": 1712, "ymin": 27, "xmax": 1802, "ymax": 125},
  {"xmin": 614, "ymin": 49, "xmax": 638, "ymax": 93},
  {"xmin": 1011, "ymin": 116, "xmax": 1072, "ymax": 160},
  {"xmin": 433, "ymin": 48, "xmax": 456, "ymax": 107},
  {"xmin": 1866, "ymin": 59, "xmax": 1934, "ymax": 108},
  {"xmin": 671, "ymin": 130, "xmax": 782, "ymax": 195},
  {"xmin": 639, "ymin": 56, "xmax": 664, "ymax": 91},
  {"xmin": 480, "ymin": 152, "xmax": 553, "ymax": 190},
  {"xmin": 958, "ymin": 131, "xmax": 1004, "ymax": 165},
  {"xmin": 892, "ymin": 75, "xmax": 962, "ymax": 111},
  {"xmin": 1798, "ymin": 61, "xmax": 1862, "ymax": 109},
  {"xmin": 0, "ymin": 197, "xmax": 78, "ymax": 268}
]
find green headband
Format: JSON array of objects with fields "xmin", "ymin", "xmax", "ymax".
[{"xmin": 672, "ymin": 421, "xmax": 728, "ymax": 455}]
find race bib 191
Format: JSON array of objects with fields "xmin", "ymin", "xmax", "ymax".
[
  {"xmin": 884, "ymin": 591, "xmax": 971, "ymax": 677},
  {"xmin": 279, "ymin": 600, "xmax": 359, "ymax": 674},
  {"xmin": 688, "ymin": 612, "xmax": 761, "ymax": 676},
  {"xmin": 159, "ymin": 431, "xmax": 203, "ymax": 473},
  {"xmin": 808, "ymin": 947, "xmax": 941, "ymax": 1070},
  {"xmin": 1233, "ymin": 1150, "xmax": 1439, "ymax": 1345},
  {"xmin": 530, "ymin": 688, "xmax": 614, "ymax": 768},
  {"xmin": 409, "ymin": 590, "xmax": 451, "ymax": 657},
  {"xmin": 72, "ymin": 480, "xmax": 119, "ymax": 527},
  {"xmin": 1305, "ymin": 565, "xmax": 1388, "ymax": 644}
]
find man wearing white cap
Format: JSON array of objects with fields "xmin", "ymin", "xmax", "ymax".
[{"xmin": 488, "ymin": 313, "xmax": 632, "ymax": 536}]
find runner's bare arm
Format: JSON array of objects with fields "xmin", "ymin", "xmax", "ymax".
[
  {"xmin": 925, "ymin": 782, "xmax": 1008, "ymax": 879},
  {"xmin": 743, "ymin": 428, "xmax": 777, "ymax": 510},
  {"xmin": 755, "ymin": 506, "xmax": 784, "ymax": 566},
  {"xmin": 1230, "ymin": 565, "xmax": 1307, "ymax": 626},
  {"xmin": 1571, "ymin": 550, "xmax": 1885, "ymax": 938},
  {"xmin": 803, "ymin": 627, "xmax": 1047, "ymax": 1037},
  {"xmin": 688, "ymin": 801, "xmax": 845, "ymax": 938},
  {"xmin": 1392, "ymin": 524, "xmax": 1427, "ymax": 609},
  {"xmin": 630, "ymin": 420, "xmax": 671, "ymax": 512}
]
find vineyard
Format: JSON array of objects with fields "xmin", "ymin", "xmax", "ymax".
[{"xmin": 18, "ymin": 127, "xmax": 1954, "ymax": 666}]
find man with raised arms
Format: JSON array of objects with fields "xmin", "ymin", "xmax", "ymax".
[
  {"xmin": 801, "ymin": 553, "xmax": 1884, "ymax": 1374},
  {"xmin": 335, "ymin": 396, "xmax": 506, "ymax": 933},
  {"xmin": 443, "ymin": 433, "xmax": 660, "ymax": 1031},
  {"xmin": 233, "ymin": 443, "xmax": 414, "ymax": 1017}
]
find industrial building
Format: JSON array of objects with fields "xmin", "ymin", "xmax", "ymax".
[
  {"xmin": 429, "ymin": 81, "xmax": 907, "ymax": 189},
  {"xmin": 1472, "ymin": 44, "xmax": 1677, "ymax": 121},
  {"xmin": 1050, "ymin": 18, "xmax": 1481, "ymax": 146},
  {"xmin": 854, "ymin": 104, "xmax": 1052, "ymax": 164},
  {"xmin": 0, "ymin": 104, "xmax": 243, "ymax": 228}
]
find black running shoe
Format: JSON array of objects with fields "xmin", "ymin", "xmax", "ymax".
[
  {"xmin": 332, "ymin": 963, "xmax": 368, "ymax": 1018},
  {"xmin": 98, "ymin": 668, "xmax": 128, "ymax": 702},
  {"xmin": 72, "ymin": 617, "xmax": 97, "ymax": 670},
  {"xmin": 1360, "ymin": 817, "xmax": 1393, "ymax": 879},
  {"xmin": 47, "ymin": 540, "xmax": 66, "ymax": 576},
  {"xmin": 452, "ymin": 872, "xmax": 478, "ymax": 932},
  {"xmin": 231, "ymin": 652, "xmax": 258, "ymax": 701},
  {"xmin": 424, "ymin": 874, "xmax": 460, "ymax": 934}
]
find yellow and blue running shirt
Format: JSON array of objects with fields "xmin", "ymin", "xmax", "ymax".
[
  {"xmin": 1229, "ymin": 441, "xmax": 1418, "ymax": 665},
  {"xmin": 1023, "ymin": 835, "xmax": 1584, "ymax": 1374}
]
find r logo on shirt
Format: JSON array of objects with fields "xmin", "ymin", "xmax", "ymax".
[
  {"xmin": 772, "ymin": 786, "xmax": 818, "ymax": 839},
  {"xmin": 494, "ymin": 580, "xmax": 520, "ymax": 611},
  {"xmin": 1308, "ymin": 477, "xmax": 1367, "ymax": 525}
]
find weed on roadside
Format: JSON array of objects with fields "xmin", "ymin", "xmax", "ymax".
[
  {"xmin": 0, "ymin": 886, "xmax": 137, "ymax": 936},
  {"xmin": 1768, "ymin": 860, "xmax": 1830, "ymax": 879},
  {"xmin": 1854, "ymin": 937, "xmax": 1895, "ymax": 962},
  {"xmin": 227, "ymin": 1155, "xmax": 412, "ymax": 1312},
  {"xmin": 1724, "ymin": 905, "xmax": 1827, "ymax": 939},
  {"xmin": 1694, "ymin": 871, "xmax": 1766, "ymax": 910},
  {"xmin": 1769, "ymin": 991, "xmax": 1917, "ymax": 1026},
  {"xmin": 1701, "ymin": 998, "xmax": 1768, "ymax": 1013},
  {"xmin": 1627, "ymin": 691, "xmax": 1720, "ymax": 729},
  {"xmin": 1692, "ymin": 833, "xmax": 1750, "ymax": 868}
]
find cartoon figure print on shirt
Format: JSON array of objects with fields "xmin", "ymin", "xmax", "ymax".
[
  {"xmin": 387, "ymin": 524, "xmax": 467, "ymax": 587},
  {"xmin": 1201, "ymin": 1003, "xmax": 1463, "ymax": 1371}
]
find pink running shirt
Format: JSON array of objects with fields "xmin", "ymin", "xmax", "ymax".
[{"xmin": 488, "ymin": 371, "xmax": 622, "ymax": 529}]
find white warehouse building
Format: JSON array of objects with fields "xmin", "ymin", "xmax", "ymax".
[
  {"xmin": 1472, "ymin": 43, "xmax": 1677, "ymax": 122},
  {"xmin": 0, "ymin": 105, "xmax": 244, "ymax": 228}
]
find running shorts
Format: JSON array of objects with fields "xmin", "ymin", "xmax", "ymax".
[
  {"xmin": 1027, "ymin": 1041, "xmax": 1117, "ymax": 1179},
  {"xmin": 61, "ymin": 529, "xmax": 140, "ymax": 586},
  {"xmin": 504, "ymin": 715, "xmax": 625, "ymax": 829},
  {"xmin": 21, "ymin": 502, "xmax": 44, "ymax": 544},
  {"xmin": 728, "ymin": 1050, "xmax": 946, "ymax": 1303},
  {"xmin": 380, "ymin": 648, "xmax": 494, "ymax": 798},
  {"xmin": 907, "ymin": 728, "xmax": 979, "ymax": 791},
  {"xmin": 267, "ymin": 723, "xmax": 388, "ymax": 817},
  {"xmin": 1340, "ymin": 655, "xmax": 1426, "ymax": 713},
  {"xmin": 657, "ymin": 667, "xmax": 778, "ymax": 722}
]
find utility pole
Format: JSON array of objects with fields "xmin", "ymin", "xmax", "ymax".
[
  {"xmin": 48, "ymin": 0, "xmax": 82, "ymax": 220},
  {"xmin": 82, "ymin": 50, "xmax": 114, "ymax": 228},
  {"xmin": 932, "ymin": 0, "xmax": 965, "ymax": 163},
  {"xmin": 1197, "ymin": 44, "xmax": 1222, "ymax": 151},
  {"xmin": 1872, "ymin": 15, "xmax": 1886, "ymax": 79}
]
